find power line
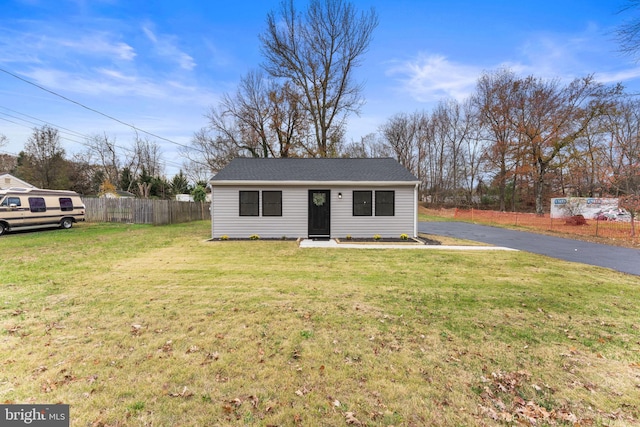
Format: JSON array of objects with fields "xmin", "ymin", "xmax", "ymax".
[
  {"xmin": 0, "ymin": 111, "xmax": 88, "ymax": 145},
  {"xmin": 0, "ymin": 67, "xmax": 202, "ymax": 153},
  {"xmin": 0, "ymin": 106, "xmax": 192, "ymax": 171},
  {"xmin": 0, "ymin": 105, "xmax": 88, "ymax": 140}
]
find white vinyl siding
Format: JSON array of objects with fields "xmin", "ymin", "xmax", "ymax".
[
  {"xmin": 211, "ymin": 184, "xmax": 416, "ymax": 239},
  {"xmin": 212, "ymin": 186, "xmax": 308, "ymax": 239},
  {"xmin": 331, "ymin": 186, "xmax": 414, "ymax": 238}
]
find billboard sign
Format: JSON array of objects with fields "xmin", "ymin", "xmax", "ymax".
[{"xmin": 550, "ymin": 197, "xmax": 627, "ymax": 220}]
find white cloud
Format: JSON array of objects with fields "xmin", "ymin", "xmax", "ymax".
[
  {"xmin": 386, "ymin": 53, "xmax": 481, "ymax": 102},
  {"xmin": 593, "ymin": 68, "xmax": 640, "ymax": 84},
  {"xmin": 142, "ymin": 26, "xmax": 158, "ymax": 43},
  {"xmin": 386, "ymin": 24, "xmax": 640, "ymax": 107},
  {"xmin": 20, "ymin": 65, "xmax": 217, "ymax": 106},
  {"xmin": 0, "ymin": 28, "xmax": 136, "ymax": 66},
  {"xmin": 58, "ymin": 34, "xmax": 136, "ymax": 61},
  {"xmin": 142, "ymin": 24, "xmax": 196, "ymax": 71}
]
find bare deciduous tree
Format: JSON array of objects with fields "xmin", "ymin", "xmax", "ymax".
[
  {"xmin": 183, "ymin": 128, "xmax": 239, "ymax": 176},
  {"xmin": 616, "ymin": 0, "xmax": 640, "ymax": 61},
  {"xmin": 83, "ymin": 133, "xmax": 122, "ymax": 189},
  {"xmin": 431, "ymin": 99, "xmax": 475, "ymax": 203},
  {"xmin": 510, "ymin": 75, "xmax": 619, "ymax": 214},
  {"xmin": 380, "ymin": 112, "xmax": 422, "ymax": 176},
  {"xmin": 132, "ymin": 134, "xmax": 163, "ymax": 179},
  {"xmin": 602, "ymin": 97, "xmax": 640, "ymax": 195},
  {"xmin": 472, "ymin": 69, "xmax": 521, "ymax": 211},
  {"xmin": 341, "ymin": 133, "xmax": 392, "ymax": 158},
  {"xmin": 206, "ymin": 71, "xmax": 310, "ymax": 159},
  {"xmin": 260, "ymin": 0, "xmax": 378, "ymax": 157}
]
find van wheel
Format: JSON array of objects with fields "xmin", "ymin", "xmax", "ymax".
[
  {"xmin": 60, "ymin": 218, "xmax": 73, "ymax": 229},
  {"xmin": 0, "ymin": 223, "xmax": 6, "ymax": 236}
]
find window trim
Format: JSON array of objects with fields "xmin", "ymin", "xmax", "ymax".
[
  {"xmin": 352, "ymin": 191, "xmax": 372, "ymax": 216},
  {"xmin": 262, "ymin": 191, "xmax": 282, "ymax": 217},
  {"xmin": 375, "ymin": 190, "xmax": 395, "ymax": 216},
  {"xmin": 239, "ymin": 191, "xmax": 259, "ymax": 216}
]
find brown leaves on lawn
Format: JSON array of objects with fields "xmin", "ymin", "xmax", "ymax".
[
  {"xmin": 10, "ymin": 308, "xmax": 26, "ymax": 316},
  {"xmin": 477, "ymin": 369, "xmax": 637, "ymax": 424},
  {"xmin": 159, "ymin": 340, "xmax": 173, "ymax": 354},
  {"xmin": 6, "ymin": 325, "xmax": 23, "ymax": 336},
  {"xmin": 344, "ymin": 411, "xmax": 362, "ymax": 425},
  {"xmin": 40, "ymin": 369, "xmax": 78, "ymax": 393},
  {"xmin": 44, "ymin": 322, "xmax": 65, "ymax": 334},
  {"xmin": 294, "ymin": 386, "xmax": 311, "ymax": 397},
  {"xmin": 477, "ymin": 370, "xmax": 579, "ymax": 425},
  {"xmin": 201, "ymin": 351, "xmax": 220, "ymax": 365},
  {"xmin": 185, "ymin": 345, "xmax": 199, "ymax": 354},
  {"xmin": 90, "ymin": 418, "xmax": 126, "ymax": 427},
  {"xmin": 221, "ymin": 395, "xmax": 260, "ymax": 421}
]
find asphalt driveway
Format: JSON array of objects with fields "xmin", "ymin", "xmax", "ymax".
[{"xmin": 419, "ymin": 221, "xmax": 640, "ymax": 277}]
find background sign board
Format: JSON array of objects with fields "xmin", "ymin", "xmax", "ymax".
[{"xmin": 550, "ymin": 197, "xmax": 620, "ymax": 219}]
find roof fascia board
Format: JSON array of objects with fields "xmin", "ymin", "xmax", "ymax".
[{"xmin": 210, "ymin": 180, "xmax": 421, "ymax": 187}]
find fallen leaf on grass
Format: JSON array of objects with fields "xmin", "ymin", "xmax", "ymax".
[
  {"xmin": 6, "ymin": 325, "xmax": 21, "ymax": 335},
  {"xmin": 186, "ymin": 345, "xmax": 199, "ymax": 354},
  {"xmin": 248, "ymin": 395, "xmax": 259, "ymax": 408},
  {"xmin": 159, "ymin": 340, "xmax": 173, "ymax": 353},
  {"xmin": 344, "ymin": 412, "xmax": 362, "ymax": 425},
  {"xmin": 169, "ymin": 386, "xmax": 193, "ymax": 398},
  {"xmin": 33, "ymin": 365, "xmax": 48, "ymax": 374},
  {"xmin": 202, "ymin": 352, "xmax": 219, "ymax": 365},
  {"xmin": 41, "ymin": 379, "xmax": 56, "ymax": 393},
  {"xmin": 295, "ymin": 386, "xmax": 311, "ymax": 397}
]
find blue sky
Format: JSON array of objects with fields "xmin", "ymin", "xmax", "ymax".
[{"xmin": 1, "ymin": 0, "xmax": 639, "ymax": 177}]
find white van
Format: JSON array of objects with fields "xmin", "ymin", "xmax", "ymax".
[{"xmin": 0, "ymin": 187, "xmax": 85, "ymax": 236}]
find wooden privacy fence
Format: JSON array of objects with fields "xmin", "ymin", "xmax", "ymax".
[
  {"xmin": 82, "ymin": 198, "xmax": 211, "ymax": 225},
  {"xmin": 453, "ymin": 208, "xmax": 637, "ymax": 244}
]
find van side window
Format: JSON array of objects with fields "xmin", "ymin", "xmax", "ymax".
[
  {"xmin": 59, "ymin": 198, "xmax": 73, "ymax": 211},
  {"xmin": 28, "ymin": 197, "xmax": 46, "ymax": 213},
  {"xmin": 1, "ymin": 197, "xmax": 21, "ymax": 207}
]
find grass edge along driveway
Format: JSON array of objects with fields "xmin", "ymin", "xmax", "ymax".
[{"xmin": 1, "ymin": 221, "xmax": 639, "ymax": 426}]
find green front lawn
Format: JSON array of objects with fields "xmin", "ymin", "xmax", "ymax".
[{"xmin": 1, "ymin": 221, "xmax": 639, "ymax": 426}]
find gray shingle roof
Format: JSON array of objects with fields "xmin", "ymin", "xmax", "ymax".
[{"xmin": 211, "ymin": 158, "xmax": 418, "ymax": 182}]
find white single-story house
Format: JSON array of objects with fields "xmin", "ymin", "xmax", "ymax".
[
  {"xmin": 209, "ymin": 158, "xmax": 420, "ymax": 239},
  {"xmin": 0, "ymin": 173, "xmax": 36, "ymax": 190}
]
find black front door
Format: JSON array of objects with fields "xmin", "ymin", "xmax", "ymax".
[{"xmin": 308, "ymin": 190, "xmax": 330, "ymax": 237}]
